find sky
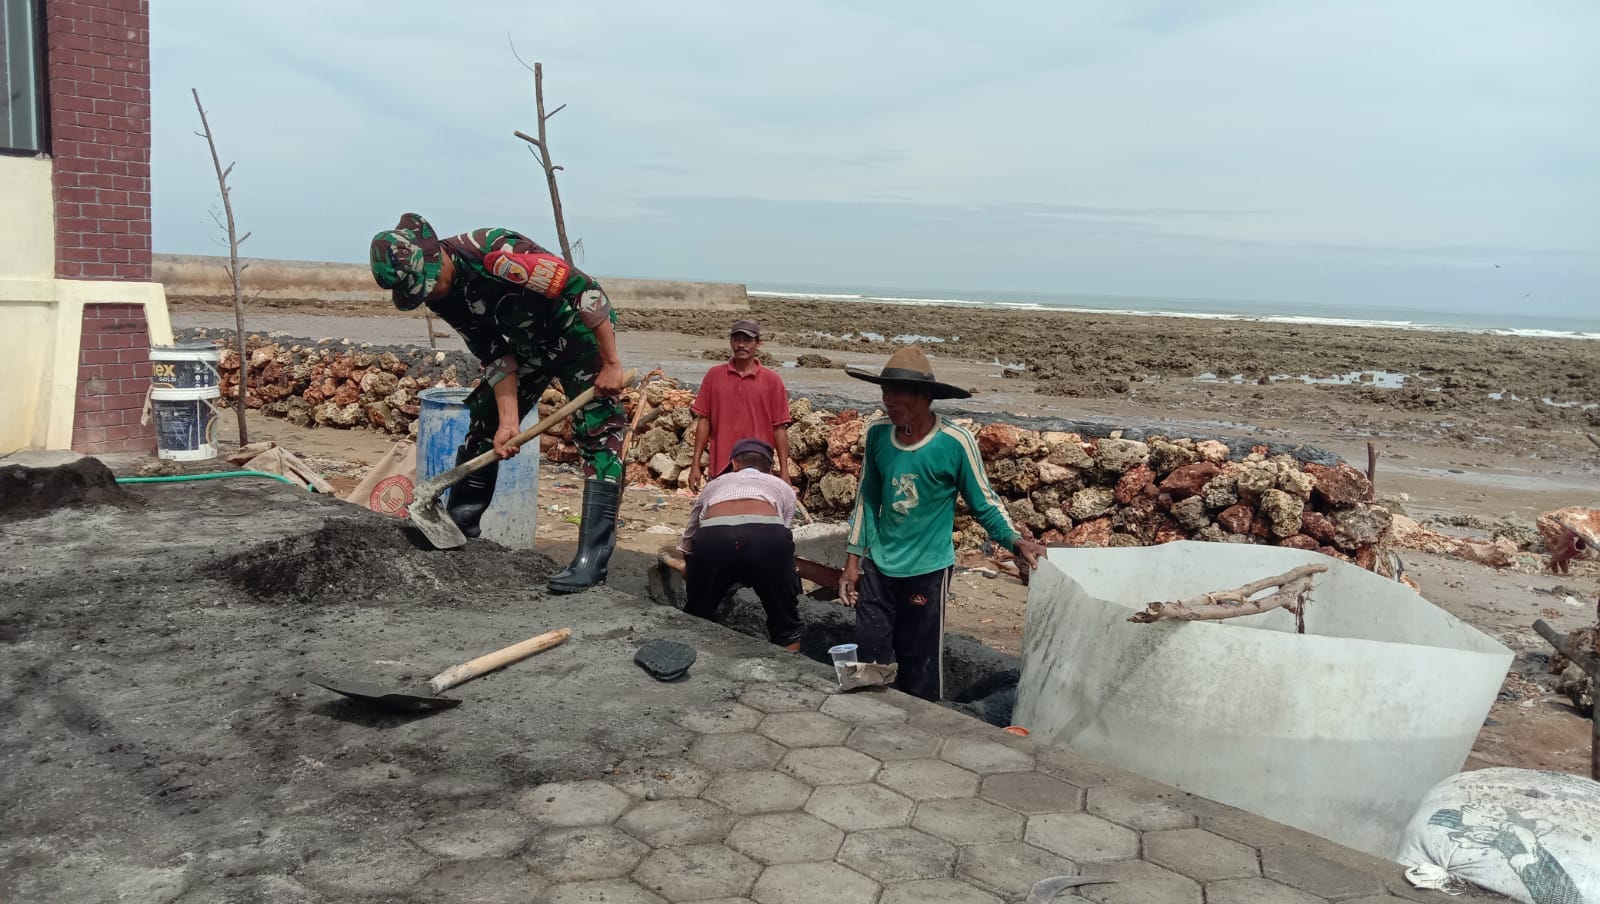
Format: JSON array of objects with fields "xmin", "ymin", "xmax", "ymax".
[{"xmin": 150, "ymin": 1, "xmax": 1598, "ymax": 318}]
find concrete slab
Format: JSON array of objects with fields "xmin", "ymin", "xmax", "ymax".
[{"xmin": 0, "ymin": 478, "xmax": 1505, "ymax": 903}]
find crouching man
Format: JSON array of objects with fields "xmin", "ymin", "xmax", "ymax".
[{"xmin": 681, "ymin": 438, "xmax": 804, "ymax": 651}]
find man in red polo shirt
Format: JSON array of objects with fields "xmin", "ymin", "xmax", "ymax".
[{"xmin": 688, "ymin": 319, "xmax": 792, "ymax": 491}]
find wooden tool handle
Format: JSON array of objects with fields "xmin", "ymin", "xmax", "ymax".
[
  {"xmin": 453, "ymin": 369, "xmax": 640, "ymax": 475},
  {"xmin": 427, "ymin": 628, "xmax": 572, "ymax": 694}
]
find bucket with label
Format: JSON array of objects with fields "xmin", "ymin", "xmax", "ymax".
[
  {"xmin": 151, "ymin": 386, "xmax": 220, "ymax": 461},
  {"xmin": 416, "ymin": 387, "xmax": 541, "ymax": 548},
  {"xmin": 149, "ymin": 342, "xmax": 221, "ymax": 390}
]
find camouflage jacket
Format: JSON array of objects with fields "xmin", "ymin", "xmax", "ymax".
[{"xmin": 428, "ymin": 228, "xmax": 613, "ymax": 366}]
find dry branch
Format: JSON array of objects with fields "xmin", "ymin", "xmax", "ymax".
[
  {"xmin": 1533, "ymin": 618, "xmax": 1600, "ymax": 780},
  {"xmin": 1127, "ymin": 564, "xmax": 1328, "ymax": 632},
  {"xmin": 1587, "ymin": 433, "xmax": 1600, "ymax": 452},
  {"xmin": 508, "ymin": 41, "xmax": 573, "ymax": 261},
  {"xmin": 191, "ymin": 88, "xmax": 250, "ymax": 445}
]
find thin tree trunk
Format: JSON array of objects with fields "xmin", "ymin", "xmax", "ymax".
[
  {"xmin": 532, "ymin": 63, "xmax": 571, "ymax": 262},
  {"xmin": 191, "ymin": 88, "xmax": 249, "ymax": 445}
]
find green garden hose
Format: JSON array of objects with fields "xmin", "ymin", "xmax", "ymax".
[{"xmin": 115, "ymin": 470, "xmax": 313, "ymax": 490}]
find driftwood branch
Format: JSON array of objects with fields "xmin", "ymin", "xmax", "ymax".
[
  {"xmin": 192, "ymin": 88, "xmax": 250, "ymax": 446},
  {"xmin": 1533, "ymin": 619, "xmax": 1599, "ymax": 781},
  {"xmin": 1366, "ymin": 441, "xmax": 1378, "ymax": 490},
  {"xmin": 1128, "ymin": 564, "xmax": 1328, "ymax": 633}
]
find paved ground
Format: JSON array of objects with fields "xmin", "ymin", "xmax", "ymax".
[{"xmin": 0, "ymin": 470, "xmax": 1495, "ymax": 903}]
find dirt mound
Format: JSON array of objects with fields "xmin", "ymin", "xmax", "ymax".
[
  {"xmin": 215, "ymin": 516, "xmax": 556, "ymax": 606},
  {"xmin": 0, "ymin": 458, "xmax": 140, "ymax": 522}
]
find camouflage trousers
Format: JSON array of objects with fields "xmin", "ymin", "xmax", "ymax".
[{"xmin": 463, "ymin": 347, "xmax": 627, "ymax": 483}]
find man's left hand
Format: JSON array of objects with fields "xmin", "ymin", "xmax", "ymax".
[
  {"xmin": 595, "ymin": 362, "xmax": 626, "ymax": 396},
  {"xmin": 1014, "ymin": 538, "xmax": 1045, "ymax": 571}
]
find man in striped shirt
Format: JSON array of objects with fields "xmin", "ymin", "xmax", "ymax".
[{"xmin": 841, "ymin": 347, "xmax": 1044, "ymax": 701}]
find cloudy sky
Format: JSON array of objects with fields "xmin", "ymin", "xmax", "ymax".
[{"xmin": 150, "ymin": 1, "xmax": 1596, "ymax": 318}]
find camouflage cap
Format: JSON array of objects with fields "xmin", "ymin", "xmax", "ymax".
[{"xmin": 370, "ymin": 213, "xmax": 442, "ymax": 310}]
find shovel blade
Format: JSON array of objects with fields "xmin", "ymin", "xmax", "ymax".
[
  {"xmin": 308, "ymin": 675, "xmax": 462, "ymax": 712},
  {"xmin": 407, "ymin": 478, "xmax": 468, "ymax": 550}
]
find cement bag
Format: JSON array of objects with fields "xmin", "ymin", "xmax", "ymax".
[
  {"xmin": 344, "ymin": 440, "xmax": 417, "ymax": 517},
  {"xmin": 1396, "ymin": 767, "xmax": 1600, "ymax": 904}
]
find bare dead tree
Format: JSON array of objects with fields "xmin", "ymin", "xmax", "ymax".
[
  {"xmin": 509, "ymin": 40, "xmax": 573, "ymax": 262},
  {"xmin": 424, "ymin": 309, "xmax": 438, "ymax": 350},
  {"xmin": 191, "ymin": 88, "xmax": 251, "ymax": 445}
]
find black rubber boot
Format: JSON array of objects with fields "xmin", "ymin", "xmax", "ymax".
[
  {"xmin": 445, "ymin": 444, "xmax": 499, "ymax": 539},
  {"xmin": 548, "ymin": 478, "xmax": 621, "ymax": 594}
]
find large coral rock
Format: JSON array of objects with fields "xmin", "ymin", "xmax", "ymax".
[
  {"xmin": 1069, "ymin": 486, "xmax": 1116, "ymax": 521},
  {"xmin": 1114, "ymin": 464, "xmax": 1155, "ymax": 505},
  {"xmin": 1332, "ymin": 504, "xmax": 1393, "ymax": 547},
  {"xmin": 1171, "ymin": 496, "xmax": 1211, "ymax": 532},
  {"xmin": 976, "ymin": 423, "xmax": 1023, "ymax": 459},
  {"xmin": 1195, "ymin": 440, "xmax": 1230, "ymax": 463},
  {"xmin": 827, "ymin": 418, "xmax": 866, "ymax": 474},
  {"xmin": 1301, "ymin": 511, "xmax": 1338, "ymax": 543},
  {"xmin": 1160, "ymin": 462, "xmax": 1220, "ymax": 500},
  {"xmin": 1147, "ymin": 440, "xmax": 1197, "ymax": 476},
  {"xmin": 1063, "ymin": 517, "xmax": 1114, "ymax": 547},
  {"xmin": 1259, "ymin": 489, "xmax": 1306, "ymax": 538},
  {"xmin": 1217, "ymin": 503, "xmax": 1255, "ymax": 534},
  {"xmin": 1234, "ymin": 463, "xmax": 1276, "ymax": 497},
  {"xmin": 1007, "ymin": 498, "xmax": 1048, "ymax": 533},
  {"xmin": 987, "ymin": 458, "xmax": 1040, "ymax": 495},
  {"xmin": 1276, "ymin": 467, "xmax": 1316, "ymax": 501},
  {"xmin": 1200, "ymin": 474, "xmax": 1240, "ymax": 511},
  {"xmin": 1304, "ymin": 462, "xmax": 1373, "ymax": 507},
  {"xmin": 1035, "ymin": 461, "xmax": 1081, "ymax": 486},
  {"xmin": 1046, "ymin": 438, "xmax": 1094, "ymax": 469},
  {"xmin": 1093, "ymin": 438, "xmax": 1149, "ymax": 474},
  {"xmin": 818, "ymin": 472, "xmax": 859, "ymax": 511},
  {"xmin": 1278, "ymin": 534, "xmax": 1321, "ymax": 551}
]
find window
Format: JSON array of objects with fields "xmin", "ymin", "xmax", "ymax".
[{"xmin": 1, "ymin": 0, "xmax": 46, "ymax": 154}]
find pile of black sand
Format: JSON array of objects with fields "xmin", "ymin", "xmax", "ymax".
[
  {"xmin": 0, "ymin": 458, "xmax": 140, "ymax": 522},
  {"xmin": 215, "ymin": 516, "xmax": 557, "ymax": 608}
]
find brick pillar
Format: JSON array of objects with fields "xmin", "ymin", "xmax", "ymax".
[
  {"xmin": 46, "ymin": 0, "xmax": 152, "ymax": 282},
  {"xmin": 72, "ymin": 303, "xmax": 156, "ymax": 454}
]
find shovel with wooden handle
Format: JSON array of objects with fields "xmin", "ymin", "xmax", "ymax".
[
  {"xmin": 309, "ymin": 628, "xmax": 572, "ymax": 713},
  {"xmin": 408, "ymin": 370, "xmax": 639, "ymax": 549}
]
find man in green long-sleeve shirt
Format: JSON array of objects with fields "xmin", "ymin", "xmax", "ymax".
[{"xmin": 841, "ymin": 346, "xmax": 1044, "ymax": 701}]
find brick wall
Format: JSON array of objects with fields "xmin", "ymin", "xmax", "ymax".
[
  {"xmin": 46, "ymin": 0, "xmax": 152, "ymax": 282},
  {"xmin": 72, "ymin": 303, "xmax": 155, "ymax": 453}
]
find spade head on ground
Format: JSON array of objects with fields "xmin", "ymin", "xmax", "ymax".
[
  {"xmin": 634, "ymin": 639, "xmax": 696, "ymax": 682},
  {"xmin": 307, "ymin": 674, "xmax": 463, "ymax": 713}
]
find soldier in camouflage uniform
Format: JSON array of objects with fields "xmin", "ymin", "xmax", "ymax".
[{"xmin": 370, "ymin": 213, "xmax": 628, "ymax": 593}]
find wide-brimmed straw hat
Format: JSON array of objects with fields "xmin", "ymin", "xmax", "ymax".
[{"xmin": 845, "ymin": 346, "xmax": 970, "ymax": 400}]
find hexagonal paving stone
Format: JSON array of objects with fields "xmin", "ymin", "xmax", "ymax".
[
  {"xmin": 940, "ymin": 736, "xmax": 1035, "ymax": 774},
  {"xmin": 1259, "ymin": 848, "xmax": 1386, "ymax": 900},
  {"xmin": 1206, "ymin": 877, "xmax": 1326, "ymax": 904},
  {"xmin": 726, "ymin": 812, "xmax": 844, "ymax": 865},
  {"xmin": 1024, "ymin": 813, "xmax": 1138, "ymax": 863},
  {"xmin": 879, "ymin": 879, "xmax": 1003, "ymax": 904},
  {"xmin": 757, "ymin": 710, "xmax": 851, "ymax": 748},
  {"xmin": 819, "ymin": 691, "xmax": 911, "ymax": 723},
  {"xmin": 1143, "ymin": 828, "xmax": 1260, "ymax": 882},
  {"xmin": 739, "ymin": 682, "xmax": 827, "ymax": 713},
  {"xmin": 846, "ymin": 722, "xmax": 941, "ymax": 761},
  {"xmin": 524, "ymin": 826, "xmax": 649, "ymax": 881},
  {"xmin": 616, "ymin": 799, "xmax": 735, "ymax": 848},
  {"xmin": 875, "ymin": 759, "xmax": 979, "ymax": 801},
  {"xmin": 416, "ymin": 859, "xmax": 545, "ymax": 904},
  {"xmin": 703, "ymin": 770, "xmax": 813, "ymax": 815},
  {"xmin": 837, "ymin": 827, "xmax": 956, "ymax": 882},
  {"xmin": 778, "ymin": 746, "xmax": 881, "ymax": 785},
  {"xmin": 912, "ymin": 798, "xmax": 1025, "ymax": 846},
  {"xmin": 688, "ymin": 732, "xmax": 786, "ymax": 772},
  {"xmin": 1081, "ymin": 860, "xmax": 1201, "ymax": 904},
  {"xmin": 978, "ymin": 772, "xmax": 1084, "ymax": 815},
  {"xmin": 1084, "ymin": 786, "xmax": 1197, "ymax": 831},
  {"xmin": 516, "ymin": 781, "xmax": 633, "ymax": 828},
  {"xmin": 408, "ymin": 808, "xmax": 533, "ymax": 860},
  {"xmin": 633, "ymin": 844, "xmax": 761, "ymax": 901},
  {"xmin": 751, "ymin": 862, "xmax": 880, "ymax": 904},
  {"xmin": 956, "ymin": 842, "xmax": 1078, "ymax": 899},
  {"xmin": 805, "ymin": 783, "xmax": 914, "ymax": 831},
  {"xmin": 678, "ymin": 704, "xmax": 765, "ymax": 734},
  {"xmin": 606, "ymin": 757, "xmax": 714, "ymax": 800},
  {"xmin": 541, "ymin": 878, "xmax": 667, "ymax": 904}
]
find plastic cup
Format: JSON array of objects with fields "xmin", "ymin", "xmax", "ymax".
[{"xmin": 828, "ymin": 643, "xmax": 859, "ymax": 687}]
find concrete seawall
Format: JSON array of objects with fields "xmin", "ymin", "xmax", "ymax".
[{"xmin": 153, "ymin": 253, "xmax": 749, "ymax": 311}]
